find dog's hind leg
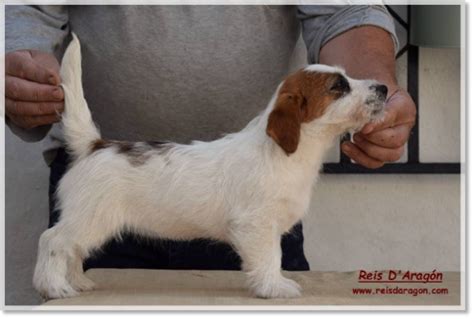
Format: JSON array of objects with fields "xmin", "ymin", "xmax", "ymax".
[
  {"xmin": 66, "ymin": 246, "xmax": 96, "ymax": 292},
  {"xmin": 229, "ymin": 221, "xmax": 302, "ymax": 299},
  {"xmin": 33, "ymin": 216, "xmax": 118, "ymax": 299},
  {"xmin": 33, "ymin": 226, "xmax": 79, "ymax": 299}
]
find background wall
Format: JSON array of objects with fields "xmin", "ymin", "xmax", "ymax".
[
  {"xmin": 5, "ymin": 11, "xmax": 461, "ymax": 306},
  {"xmin": 5, "ymin": 133, "xmax": 49, "ymax": 305}
]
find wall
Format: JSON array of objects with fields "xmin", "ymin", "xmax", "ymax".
[{"xmin": 5, "ymin": 132, "xmax": 48, "ymax": 305}]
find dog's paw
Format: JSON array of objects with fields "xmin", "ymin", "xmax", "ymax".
[
  {"xmin": 34, "ymin": 271, "xmax": 80, "ymax": 300},
  {"xmin": 253, "ymin": 276, "xmax": 302, "ymax": 299},
  {"xmin": 35, "ymin": 281, "xmax": 80, "ymax": 300},
  {"xmin": 70, "ymin": 274, "xmax": 96, "ymax": 292}
]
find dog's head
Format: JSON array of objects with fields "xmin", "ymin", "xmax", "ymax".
[{"xmin": 266, "ymin": 64, "xmax": 387, "ymax": 155}]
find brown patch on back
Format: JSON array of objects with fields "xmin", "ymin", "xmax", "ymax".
[
  {"xmin": 117, "ymin": 142, "xmax": 134, "ymax": 154},
  {"xmin": 90, "ymin": 139, "xmax": 173, "ymax": 166},
  {"xmin": 266, "ymin": 69, "xmax": 344, "ymax": 155},
  {"xmin": 91, "ymin": 139, "xmax": 113, "ymax": 152}
]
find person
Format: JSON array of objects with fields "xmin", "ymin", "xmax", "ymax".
[{"xmin": 5, "ymin": 5, "xmax": 416, "ymax": 271}]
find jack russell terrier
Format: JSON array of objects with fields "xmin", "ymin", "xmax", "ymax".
[{"xmin": 33, "ymin": 34, "xmax": 387, "ymax": 299}]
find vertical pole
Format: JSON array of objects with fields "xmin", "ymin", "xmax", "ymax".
[{"xmin": 407, "ymin": 6, "xmax": 420, "ymax": 164}]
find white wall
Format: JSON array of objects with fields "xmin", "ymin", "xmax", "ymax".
[{"xmin": 303, "ymin": 174, "xmax": 460, "ymax": 271}]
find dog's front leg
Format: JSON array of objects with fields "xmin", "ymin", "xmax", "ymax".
[{"xmin": 229, "ymin": 222, "xmax": 302, "ymax": 298}]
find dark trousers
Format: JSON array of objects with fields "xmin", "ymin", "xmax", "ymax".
[{"xmin": 48, "ymin": 148, "xmax": 310, "ymax": 271}]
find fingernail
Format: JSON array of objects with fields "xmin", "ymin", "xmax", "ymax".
[
  {"xmin": 342, "ymin": 144, "xmax": 351, "ymax": 153},
  {"xmin": 353, "ymin": 135, "xmax": 361, "ymax": 143},
  {"xmin": 363, "ymin": 126, "xmax": 374, "ymax": 134},
  {"xmin": 53, "ymin": 88, "xmax": 63, "ymax": 99},
  {"xmin": 48, "ymin": 75, "xmax": 58, "ymax": 85}
]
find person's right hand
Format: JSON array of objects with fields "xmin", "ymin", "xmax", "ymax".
[{"xmin": 6, "ymin": 50, "xmax": 64, "ymax": 129}]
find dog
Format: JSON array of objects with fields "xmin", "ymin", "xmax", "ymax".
[{"xmin": 33, "ymin": 34, "xmax": 387, "ymax": 299}]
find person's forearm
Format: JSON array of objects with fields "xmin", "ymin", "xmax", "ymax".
[
  {"xmin": 319, "ymin": 26, "xmax": 398, "ymax": 92},
  {"xmin": 320, "ymin": 25, "xmax": 416, "ymax": 169}
]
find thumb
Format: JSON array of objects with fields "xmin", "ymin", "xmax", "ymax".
[
  {"xmin": 30, "ymin": 50, "xmax": 62, "ymax": 85},
  {"xmin": 361, "ymin": 89, "xmax": 403, "ymax": 134},
  {"xmin": 6, "ymin": 51, "xmax": 59, "ymax": 85},
  {"xmin": 361, "ymin": 108, "xmax": 397, "ymax": 134}
]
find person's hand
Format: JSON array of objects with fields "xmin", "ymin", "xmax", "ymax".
[
  {"xmin": 5, "ymin": 50, "xmax": 64, "ymax": 129},
  {"xmin": 341, "ymin": 87, "xmax": 416, "ymax": 169}
]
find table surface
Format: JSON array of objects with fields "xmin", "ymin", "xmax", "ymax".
[{"xmin": 41, "ymin": 269, "xmax": 461, "ymax": 307}]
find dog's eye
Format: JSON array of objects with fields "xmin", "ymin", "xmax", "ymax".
[{"xmin": 330, "ymin": 75, "xmax": 350, "ymax": 95}]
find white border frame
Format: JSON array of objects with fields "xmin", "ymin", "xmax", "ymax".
[{"xmin": 1, "ymin": 0, "xmax": 467, "ymax": 312}]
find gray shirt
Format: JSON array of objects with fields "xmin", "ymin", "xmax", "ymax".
[{"xmin": 6, "ymin": 5, "xmax": 397, "ymax": 162}]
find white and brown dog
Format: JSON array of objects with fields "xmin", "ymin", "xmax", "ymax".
[{"xmin": 33, "ymin": 34, "xmax": 387, "ymax": 299}]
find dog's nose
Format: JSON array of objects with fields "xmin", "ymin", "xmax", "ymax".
[{"xmin": 375, "ymin": 84, "xmax": 388, "ymax": 98}]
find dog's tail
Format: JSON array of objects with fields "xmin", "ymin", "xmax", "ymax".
[{"xmin": 60, "ymin": 33, "xmax": 101, "ymax": 160}]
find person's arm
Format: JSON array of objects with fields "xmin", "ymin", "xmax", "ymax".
[
  {"xmin": 5, "ymin": 5, "xmax": 69, "ymax": 142},
  {"xmin": 320, "ymin": 26, "xmax": 416, "ymax": 168},
  {"xmin": 298, "ymin": 5, "xmax": 416, "ymax": 168}
]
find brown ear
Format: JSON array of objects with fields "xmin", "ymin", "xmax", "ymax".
[{"xmin": 266, "ymin": 92, "xmax": 304, "ymax": 155}]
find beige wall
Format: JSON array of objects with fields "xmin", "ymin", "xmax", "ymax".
[
  {"xmin": 5, "ymin": 39, "xmax": 461, "ymax": 307},
  {"xmin": 303, "ymin": 174, "xmax": 460, "ymax": 272}
]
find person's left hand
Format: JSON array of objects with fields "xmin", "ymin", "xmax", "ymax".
[{"xmin": 341, "ymin": 87, "xmax": 417, "ymax": 169}]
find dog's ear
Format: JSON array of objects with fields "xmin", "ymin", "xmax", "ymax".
[{"xmin": 266, "ymin": 92, "xmax": 304, "ymax": 155}]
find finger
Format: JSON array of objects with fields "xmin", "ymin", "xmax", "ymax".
[
  {"xmin": 361, "ymin": 108, "xmax": 397, "ymax": 134},
  {"xmin": 6, "ymin": 75, "xmax": 64, "ymax": 102},
  {"xmin": 362, "ymin": 90, "xmax": 416, "ymax": 135},
  {"xmin": 341, "ymin": 142, "xmax": 384, "ymax": 169},
  {"xmin": 6, "ymin": 52, "xmax": 59, "ymax": 85},
  {"xmin": 5, "ymin": 98, "xmax": 64, "ymax": 116},
  {"xmin": 353, "ymin": 134, "xmax": 404, "ymax": 162},
  {"xmin": 356, "ymin": 124, "xmax": 411, "ymax": 149},
  {"xmin": 8, "ymin": 114, "xmax": 61, "ymax": 129}
]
